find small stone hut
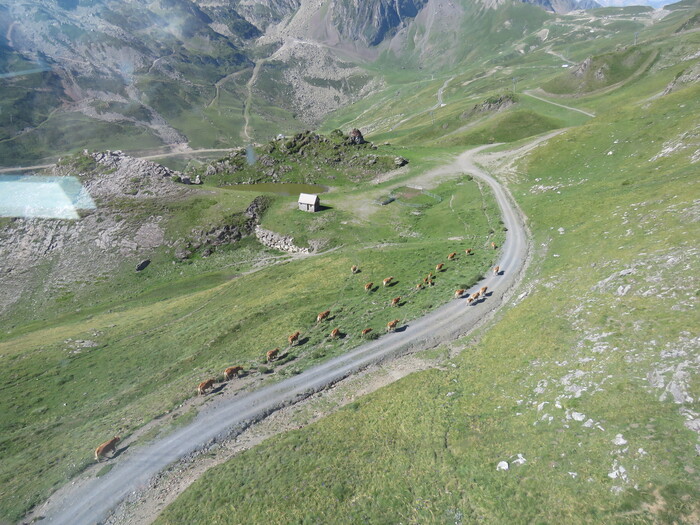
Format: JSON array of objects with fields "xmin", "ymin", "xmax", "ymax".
[{"xmin": 298, "ymin": 193, "xmax": 320, "ymax": 212}]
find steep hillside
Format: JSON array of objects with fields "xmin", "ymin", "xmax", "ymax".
[
  {"xmin": 0, "ymin": 151, "xmax": 275, "ymax": 328},
  {"xmin": 1, "ymin": 0, "xmax": 608, "ymax": 167}
]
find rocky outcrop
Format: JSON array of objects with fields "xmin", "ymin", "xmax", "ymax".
[
  {"xmin": 394, "ymin": 156, "xmax": 409, "ymax": 167},
  {"xmin": 255, "ymin": 226, "xmax": 311, "ymax": 254},
  {"xmin": 348, "ymin": 128, "xmax": 366, "ymax": 145},
  {"xmin": 662, "ymin": 60, "xmax": 700, "ymax": 96},
  {"xmin": 174, "ymin": 196, "xmax": 271, "ymax": 259},
  {"xmin": 330, "ymin": 0, "xmax": 429, "ymax": 46},
  {"xmin": 55, "ymin": 150, "xmax": 186, "ymax": 200},
  {"xmin": 0, "ymin": 152, "xmax": 198, "ymax": 319},
  {"xmin": 461, "ymin": 94, "xmax": 516, "ymax": 120}
]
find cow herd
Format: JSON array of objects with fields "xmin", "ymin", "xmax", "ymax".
[{"xmin": 96, "ymin": 245, "xmax": 502, "ymax": 462}]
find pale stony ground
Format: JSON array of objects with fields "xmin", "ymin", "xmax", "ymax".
[{"xmin": 0, "ymin": 153, "xmax": 190, "ymax": 319}]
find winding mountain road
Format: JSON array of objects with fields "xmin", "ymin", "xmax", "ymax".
[
  {"xmin": 39, "ymin": 145, "xmax": 530, "ymax": 525},
  {"xmin": 523, "ymin": 89, "xmax": 596, "ymax": 118}
]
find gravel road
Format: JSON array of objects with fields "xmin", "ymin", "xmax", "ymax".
[{"xmin": 38, "ymin": 145, "xmax": 530, "ymax": 525}]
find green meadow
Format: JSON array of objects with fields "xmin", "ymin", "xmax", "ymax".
[
  {"xmin": 2, "ymin": 1, "xmax": 699, "ymax": 523},
  {"xmin": 0, "ymin": 154, "xmax": 498, "ymax": 521},
  {"xmin": 157, "ymin": 5, "xmax": 700, "ymax": 525}
]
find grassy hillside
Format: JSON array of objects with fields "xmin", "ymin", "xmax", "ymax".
[
  {"xmin": 3, "ymin": 1, "xmax": 699, "ymax": 523},
  {"xmin": 156, "ymin": 6, "xmax": 700, "ymax": 525},
  {"xmin": 0, "ymin": 152, "xmax": 499, "ymax": 521},
  {"xmin": 541, "ymin": 46, "xmax": 656, "ymax": 95}
]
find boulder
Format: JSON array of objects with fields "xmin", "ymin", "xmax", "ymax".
[
  {"xmin": 349, "ymin": 128, "xmax": 366, "ymax": 145},
  {"xmin": 496, "ymin": 461, "xmax": 509, "ymax": 471}
]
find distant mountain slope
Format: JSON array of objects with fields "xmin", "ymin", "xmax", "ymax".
[{"xmin": 0, "ymin": 0, "xmax": 672, "ymax": 167}]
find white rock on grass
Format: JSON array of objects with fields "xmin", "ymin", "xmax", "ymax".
[
  {"xmin": 568, "ymin": 411, "xmax": 586, "ymax": 422},
  {"xmin": 513, "ymin": 454, "xmax": 527, "ymax": 466},
  {"xmin": 496, "ymin": 461, "xmax": 509, "ymax": 471},
  {"xmin": 613, "ymin": 434, "xmax": 628, "ymax": 446}
]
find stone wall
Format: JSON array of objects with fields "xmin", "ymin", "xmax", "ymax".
[{"xmin": 254, "ymin": 226, "xmax": 311, "ymax": 254}]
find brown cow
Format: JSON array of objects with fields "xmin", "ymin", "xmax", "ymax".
[
  {"xmin": 364, "ymin": 282, "xmax": 373, "ymax": 292},
  {"xmin": 427, "ymin": 279, "xmax": 435, "ymax": 287},
  {"xmin": 266, "ymin": 348, "xmax": 280, "ymax": 362},
  {"xmin": 480, "ymin": 286, "xmax": 488, "ymax": 295},
  {"xmin": 436, "ymin": 263, "xmax": 444, "ymax": 271},
  {"xmin": 470, "ymin": 292, "xmax": 480, "ymax": 301},
  {"xmin": 465, "ymin": 248, "xmax": 472, "ymax": 255},
  {"xmin": 447, "ymin": 252, "xmax": 456, "ymax": 260},
  {"xmin": 317, "ymin": 310, "xmax": 331, "ymax": 323},
  {"xmin": 198, "ymin": 378, "xmax": 216, "ymax": 395},
  {"xmin": 454, "ymin": 289, "xmax": 466, "ymax": 298},
  {"xmin": 361, "ymin": 328, "xmax": 373, "ymax": 337},
  {"xmin": 224, "ymin": 366, "xmax": 243, "ymax": 381},
  {"xmin": 391, "ymin": 296, "xmax": 401, "ymax": 307},
  {"xmin": 491, "ymin": 242, "xmax": 497, "ymax": 249},
  {"xmin": 493, "ymin": 266, "xmax": 500, "ymax": 275},
  {"xmin": 288, "ymin": 331, "xmax": 301, "ymax": 346},
  {"xmin": 351, "ymin": 265, "xmax": 359, "ymax": 274},
  {"xmin": 383, "ymin": 276, "xmax": 394, "ymax": 287},
  {"xmin": 386, "ymin": 319, "xmax": 399, "ymax": 332},
  {"xmin": 416, "ymin": 283, "xmax": 423, "ymax": 290},
  {"xmin": 330, "ymin": 328, "xmax": 340, "ymax": 339},
  {"xmin": 467, "ymin": 297, "xmax": 474, "ymax": 304},
  {"xmin": 95, "ymin": 436, "xmax": 121, "ymax": 461}
]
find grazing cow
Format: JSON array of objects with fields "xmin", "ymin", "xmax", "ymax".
[
  {"xmin": 427, "ymin": 279, "xmax": 435, "ymax": 287},
  {"xmin": 447, "ymin": 252, "xmax": 456, "ymax": 260},
  {"xmin": 317, "ymin": 310, "xmax": 331, "ymax": 323},
  {"xmin": 465, "ymin": 248, "xmax": 472, "ymax": 255},
  {"xmin": 491, "ymin": 242, "xmax": 497, "ymax": 249},
  {"xmin": 330, "ymin": 328, "xmax": 340, "ymax": 338},
  {"xmin": 266, "ymin": 348, "xmax": 280, "ymax": 362},
  {"xmin": 391, "ymin": 296, "xmax": 401, "ymax": 307},
  {"xmin": 364, "ymin": 282, "xmax": 373, "ymax": 292},
  {"xmin": 480, "ymin": 286, "xmax": 488, "ymax": 295},
  {"xmin": 198, "ymin": 378, "xmax": 216, "ymax": 396},
  {"xmin": 224, "ymin": 366, "xmax": 243, "ymax": 381},
  {"xmin": 383, "ymin": 276, "xmax": 394, "ymax": 287},
  {"xmin": 436, "ymin": 263, "xmax": 444, "ymax": 271},
  {"xmin": 361, "ymin": 328, "xmax": 373, "ymax": 337},
  {"xmin": 493, "ymin": 265, "xmax": 500, "ymax": 275},
  {"xmin": 416, "ymin": 283, "xmax": 423, "ymax": 290},
  {"xmin": 288, "ymin": 331, "xmax": 301, "ymax": 346},
  {"xmin": 386, "ymin": 319, "xmax": 400, "ymax": 332},
  {"xmin": 95, "ymin": 436, "xmax": 121, "ymax": 461},
  {"xmin": 454, "ymin": 289, "xmax": 466, "ymax": 298},
  {"xmin": 351, "ymin": 265, "xmax": 359, "ymax": 274}
]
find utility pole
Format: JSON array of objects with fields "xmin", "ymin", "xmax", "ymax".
[
  {"xmin": 512, "ymin": 77, "xmax": 517, "ymax": 94},
  {"xmin": 634, "ymin": 32, "xmax": 639, "ymax": 46}
]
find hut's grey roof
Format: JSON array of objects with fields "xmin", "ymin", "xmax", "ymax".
[{"xmin": 298, "ymin": 193, "xmax": 319, "ymax": 204}]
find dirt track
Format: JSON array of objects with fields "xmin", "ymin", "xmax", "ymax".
[{"xmin": 36, "ymin": 145, "xmax": 532, "ymax": 525}]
